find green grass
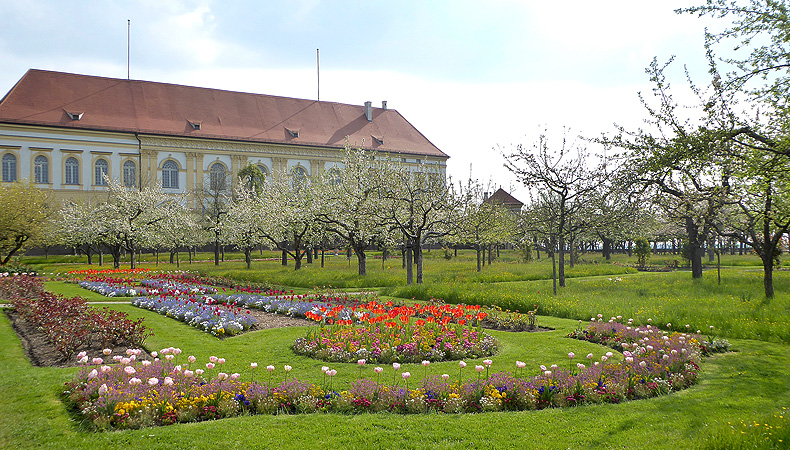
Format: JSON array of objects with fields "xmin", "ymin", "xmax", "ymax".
[
  {"xmin": 1, "ymin": 302, "xmax": 788, "ymax": 449},
  {"xmin": 4, "ymin": 251, "xmax": 788, "ymax": 449},
  {"xmin": 383, "ymin": 269, "xmax": 790, "ymax": 344}
]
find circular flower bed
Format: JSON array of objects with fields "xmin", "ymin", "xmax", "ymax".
[{"xmin": 292, "ymin": 323, "xmax": 499, "ymax": 363}]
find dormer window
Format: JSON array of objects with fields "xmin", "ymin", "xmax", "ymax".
[
  {"xmin": 187, "ymin": 120, "xmax": 202, "ymax": 130},
  {"xmin": 65, "ymin": 110, "xmax": 84, "ymax": 121},
  {"xmin": 286, "ymin": 127, "xmax": 299, "ymax": 138},
  {"xmin": 372, "ymin": 135, "xmax": 384, "ymax": 145}
]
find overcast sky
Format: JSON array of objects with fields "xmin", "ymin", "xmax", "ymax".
[{"xmin": 0, "ymin": 0, "xmax": 720, "ymax": 199}]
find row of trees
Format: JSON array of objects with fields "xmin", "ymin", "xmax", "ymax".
[
  {"xmin": 36, "ymin": 146, "xmax": 515, "ymax": 285},
  {"xmin": 503, "ymin": 0, "xmax": 790, "ymax": 298}
]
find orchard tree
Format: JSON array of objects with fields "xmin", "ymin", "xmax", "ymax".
[
  {"xmin": 225, "ymin": 186, "xmax": 268, "ymax": 269},
  {"xmin": 96, "ymin": 179, "xmax": 185, "ymax": 269},
  {"xmin": 454, "ymin": 179, "xmax": 516, "ymax": 272},
  {"xmin": 504, "ymin": 130, "xmax": 605, "ymax": 287},
  {"xmin": 377, "ymin": 162, "xmax": 463, "ymax": 285},
  {"xmin": 57, "ymin": 200, "xmax": 104, "ymax": 265},
  {"xmin": 315, "ymin": 146, "xmax": 393, "ymax": 276},
  {"xmin": 256, "ymin": 170, "xmax": 321, "ymax": 270},
  {"xmin": 0, "ymin": 182, "xmax": 51, "ymax": 265}
]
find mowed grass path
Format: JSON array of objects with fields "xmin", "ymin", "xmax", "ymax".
[{"xmin": 1, "ymin": 301, "xmax": 788, "ymax": 450}]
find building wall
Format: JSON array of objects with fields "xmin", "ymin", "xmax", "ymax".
[{"xmin": 0, "ymin": 123, "xmax": 448, "ymax": 205}]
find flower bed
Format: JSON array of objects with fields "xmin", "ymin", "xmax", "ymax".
[
  {"xmin": 63, "ymin": 332, "xmax": 703, "ymax": 430},
  {"xmin": 78, "ymin": 279, "xmax": 148, "ymax": 297},
  {"xmin": 5, "ymin": 276, "xmax": 151, "ymax": 358},
  {"xmin": 293, "ymin": 323, "xmax": 499, "ymax": 363},
  {"xmin": 131, "ymin": 296, "xmax": 256, "ymax": 337}
]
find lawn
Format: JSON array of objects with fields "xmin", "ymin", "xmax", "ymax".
[{"xmin": 1, "ymin": 252, "xmax": 787, "ymax": 449}]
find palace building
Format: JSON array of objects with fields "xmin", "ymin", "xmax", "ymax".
[{"xmin": 0, "ymin": 69, "xmax": 448, "ymax": 204}]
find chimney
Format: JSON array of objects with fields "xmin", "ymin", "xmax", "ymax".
[
  {"xmin": 382, "ymin": 100, "xmax": 387, "ymax": 110},
  {"xmin": 364, "ymin": 101, "xmax": 372, "ymax": 122}
]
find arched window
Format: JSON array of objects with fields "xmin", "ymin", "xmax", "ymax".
[
  {"xmin": 123, "ymin": 160, "xmax": 136, "ymax": 188},
  {"xmin": 1, "ymin": 153, "xmax": 17, "ymax": 182},
  {"xmin": 210, "ymin": 162, "xmax": 226, "ymax": 191},
  {"xmin": 34, "ymin": 155, "xmax": 49, "ymax": 184},
  {"xmin": 291, "ymin": 166, "xmax": 308, "ymax": 191},
  {"xmin": 94, "ymin": 159, "xmax": 109, "ymax": 185},
  {"xmin": 326, "ymin": 167, "xmax": 342, "ymax": 186},
  {"xmin": 257, "ymin": 165, "xmax": 270, "ymax": 182},
  {"xmin": 162, "ymin": 160, "xmax": 179, "ymax": 189},
  {"xmin": 64, "ymin": 157, "xmax": 79, "ymax": 185}
]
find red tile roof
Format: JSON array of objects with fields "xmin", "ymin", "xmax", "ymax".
[
  {"xmin": 484, "ymin": 188, "xmax": 524, "ymax": 207},
  {"xmin": 0, "ymin": 69, "xmax": 448, "ymax": 158}
]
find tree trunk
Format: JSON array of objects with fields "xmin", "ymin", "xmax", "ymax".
[
  {"xmin": 86, "ymin": 246, "xmax": 93, "ymax": 265},
  {"xmin": 282, "ymin": 247, "xmax": 288, "ymax": 266},
  {"xmin": 130, "ymin": 247, "xmax": 137, "ymax": 269},
  {"xmin": 415, "ymin": 244, "xmax": 424, "ymax": 284},
  {"xmin": 762, "ymin": 253, "xmax": 774, "ymax": 298},
  {"xmin": 686, "ymin": 217, "xmax": 704, "ymax": 279},
  {"xmin": 551, "ymin": 250, "xmax": 557, "ymax": 295},
  {"xmin": 98, "ymin": 250, "xmax": 103, "ymax": 266},
  {"xmin": 321, "ymin": 248, "xmax": 325, "ymax": 268},
  {"xmin": 170, "ymin": 250, "xmax": 175, "ymax": 264},
  {"xmin": 476, "ymin": 247, "xmax": 482, "ymax": 272},
  {"xmin": 558, "ymin": 236, "xmax": 566, "ymax": 287},
  {"xmin": 406, "ymin": 244, "xmax": 413, "ymax": 285},
  {"xmin": 487, "ymin": 244, "xmax": 493, "ymax": 265},
  {"xmin": 356, "ymin": 248, "xmax": 367, "ymax": 276},
  {"xmin": 602, "ymin": 237, "xmax": 613, "ymax": 260},
  {"xmin": 214, "ymin": 240, "xmax": 220, "ymax": 266},
  {"xmin": 245, "ymin": 248, "xmax": 252, "ymax": 269},
  {"xmin": 306, "ymin": 247, "xmax": 313, "ymax": 264}
]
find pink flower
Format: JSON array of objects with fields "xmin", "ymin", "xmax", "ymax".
[
  {"xmin": 284, "ymin": 365, "xmax": 292, "ymax": 372},
  {"xmin": 218, "ymin": 358, "xmax": 226, "ymax": 365},
  {"xmin": 482, "ymin": 359, "xmax": 492, "ymax": 367},
  {"xmin": 100, "ymin": 365, "xmax": 112, "ymax": 373},
  {"xmin": 667, "ymin": 323, "xmax": 672, "ymax": 328},
  {"xmin": 188, "ymin": 355, "xmax": 196, "ymax": 363},
  {"xmin": 77, "ymin": 351, "xmax": 87, "ymax": 359},
  {"xmin": 422, "ymin": 360, "xmax": 430, "ymax": 367},
  {"xmin": 206, "ymin": 363, "xmax": 215, "ymax": 370},
  {"xmin": 78, "ymin": 356, "xmax": 88, "ymax": 364},
  {"xmin": 586, "ymin": 353, "xmax": 593, "ymax": 360},
  {"xmin": 250, "ymin": 362, "xmax": 258, "ymax": 369},
  {"xmin": 459, "ymin": 361, "xmax": 467, "ymax": 368},
  {"xmin": 540, "ymin": 365, "xmax": 547, "ymax": 371},
  {"xmin": 195, "ymin": 369, "xmax": 204, "ymax": 376},
  {"xmin": 357, "ymin": 359, "xmax": 366, "ymax": 366},
  {"xmin": 129, "ymin": 377, "xmax": 141, "ymax": 385},
  {"xmin": 184, "ymin": 370, "xmax": 195, "ymax": 378},
  {"xmin": 209, "ymin": 356, "xmax": 218, "ymax": 363},
  {"xmin": 639, "ymin": 361, "xmax": 647, "ymax": 368},
  {"xmin": 230, "ymin": 373, "xmax": 240, "ymax": 381},
  {"xmin": 217, "ymin": 373, "xmax": 228, "ymax": 381},
  {"xmin": 124, "ymin": 366, "xmax": 136, "ymax": 375},
  {"xmin": 625, "ymin": 357, "xmax": 634, "ymax": 363},
  {"xmin": 165, "ymin": 354, "xmax": 175, "ymax": 361},
  {"xmin": 112, "ymin": 355, "xmax": 123, "ymax": 362},
  {"xmin": 120, "ymin": 357, "xmax": 131, "ymax": 365},
  {"xmin": 141, "ymin": 360, "xmax": 152, "ymax": 367},
  {"xmin": 441, "ymin": 374, "xmax": 450, "ymax": 381},
  {"xmin": 125, "ymin": 349, "xmax": 135, "ymax": 356},
  {"xmin": 327, "ymin": 369, "xmax": 337, "ymax": 377},
  {"xmin": 374, "ymin": 367, "xmax": 383, "ymax": 374},
  {"xmin": 163, "ymin": 377, "xmax": 174, "ymax": 386},
  {"xmin": 392, "ymin": 363, "xmax": 401, "ymax": 370},
  {"xmin": 516, "ymin": 361, "xmax": 526, "ymax": 369},
  {"xmin": 92, "ymin": 357, "xmax": 103, "ymax": 365},
  {"xmin": 576, "ymin": 363, "xmax": 586, "ymax": 370},
  {"xmin": 544, "ymin": 370, "xmax": 552, "ymax": 376},
  {"xmin": 568, "ymin": 352, "xmax": 575, "ymax": 359},
  {"xmin": 98, "ymin": 384, "xmax": 108, "ymax": 395},
  {"xmin": 173, "ymin": 348, "xmax": 182, "ymax": 355},
  {"xmin": 402, "ymin": 372, "xmax": 411, "ymax": 379},
  {"xmin": 266, "ymin": 365, "xmax": 275, "ymax": 372},
  {"xmin": 321, "ymin": 366, "xmax": 329, "ymax": 373},
  {"xmin": 88, "ymin": 369, "xmax": 98, "ymax": 379},
  {"xmin": 475, "ymin": 365, "xmax": 484, "ymax": 373},
  {"xmin": 148, "ymin": 378, "xmax": 159, "ymax": 385},
  {"xmin": 102, "ymin": 349, "xmax": 112, "ymax": 356},
  {"xmin": 151, "ymin": 351, "xmax": 158, "ymax": 358}
]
